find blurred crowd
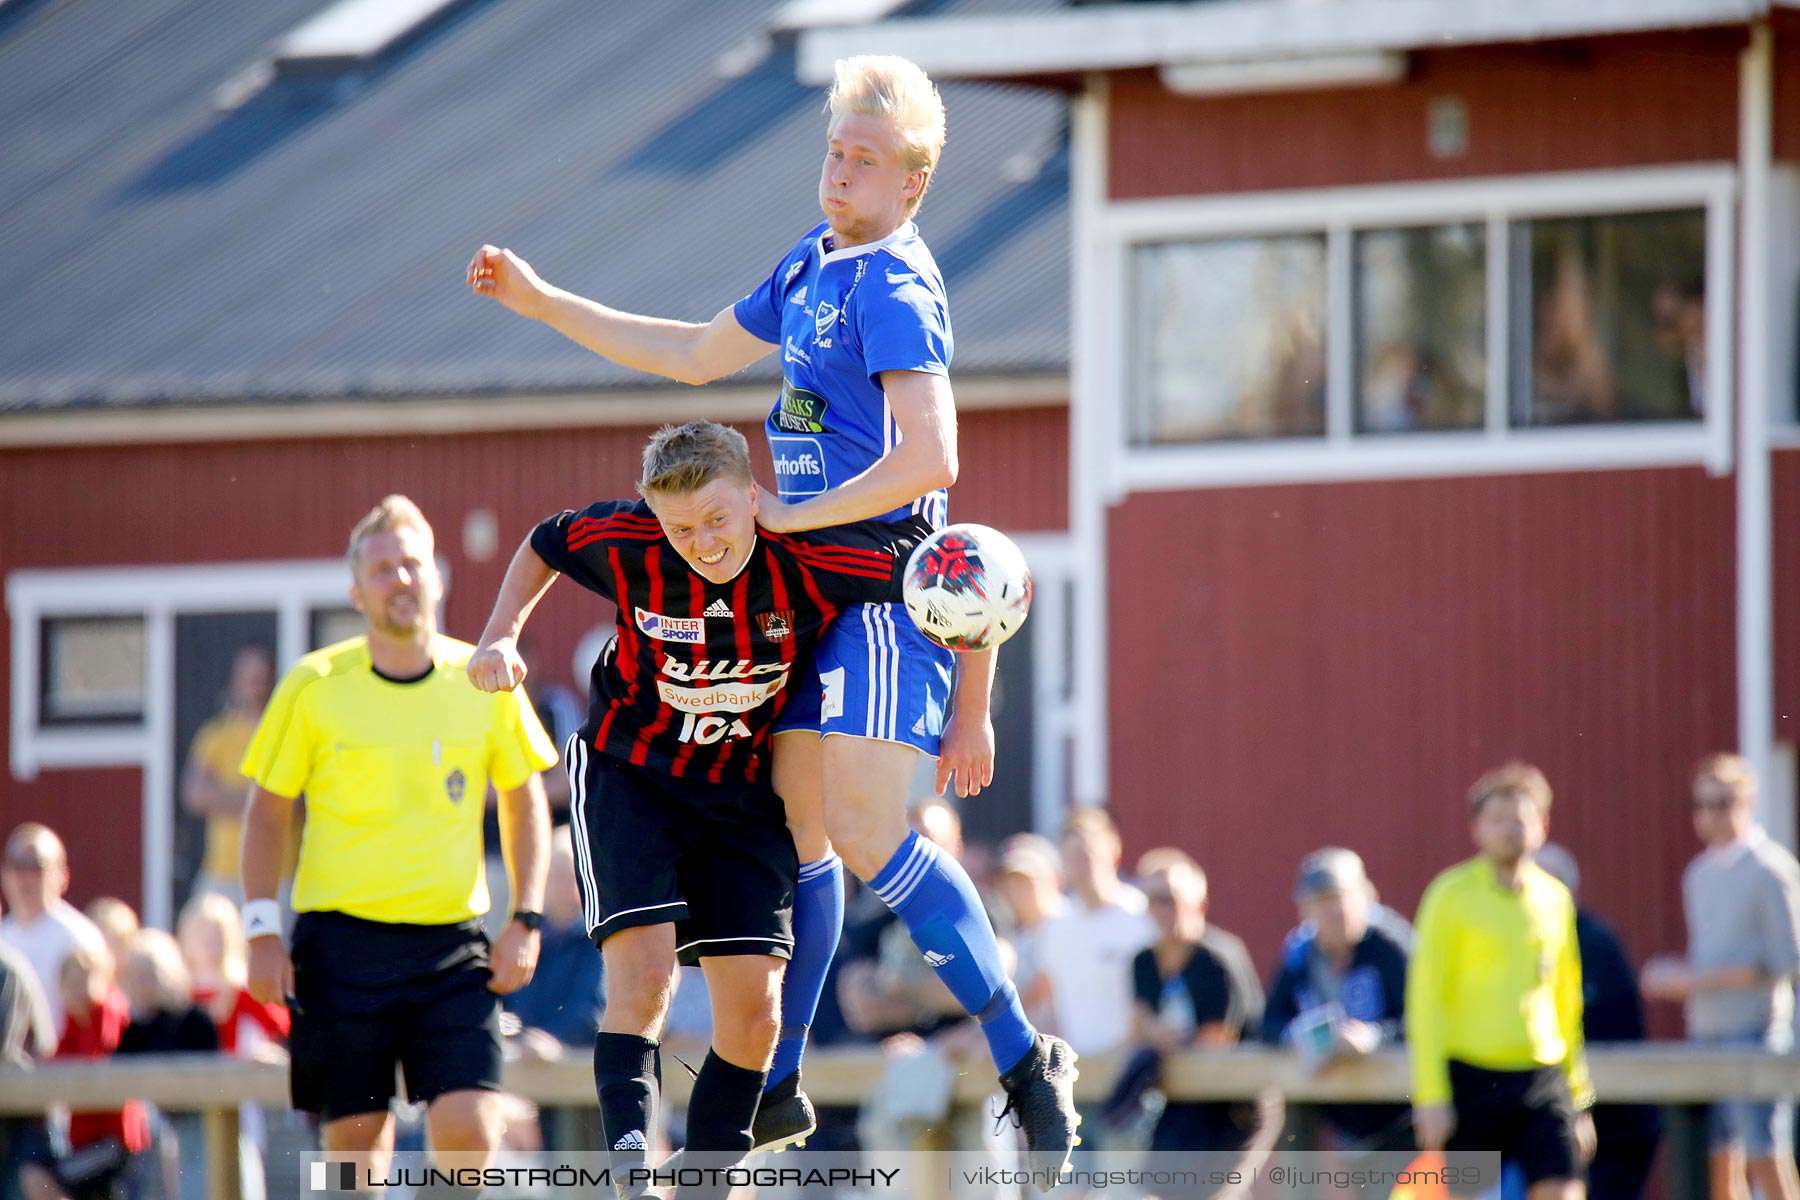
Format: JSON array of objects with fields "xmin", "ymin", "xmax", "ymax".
[{"xmin": 1, "ymin": 640, "xmax": 1796, "ymax": 1200}]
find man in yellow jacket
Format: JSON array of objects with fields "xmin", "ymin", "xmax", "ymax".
[{"xmin": 1406, "ymin": 762, "xmax": 1595, "ymax": 1200}]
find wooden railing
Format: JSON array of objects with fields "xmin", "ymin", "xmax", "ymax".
[{"xmin": 0, "ymin": 1045, "xmax": 1790, "ymax": 1200}]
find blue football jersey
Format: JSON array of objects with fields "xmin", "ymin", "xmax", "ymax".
[{"xmin": 734, "ymin": 221, "xmax": 953, "ymax": 528}]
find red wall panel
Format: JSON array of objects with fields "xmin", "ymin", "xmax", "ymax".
[
  {"xmin": 1104, "ymin": 467, "xmax": 1736, "ymax": 1001},
  {"xmin": 1775, "ymin": 13, "xmax": 1800, "ymax": 163},
  {"xmin": 1109, "ymin": 32, "xmax": 1744, "ymax": 200},
  {"xmin": 0, "ymin": 404, "xmax": 1068, "ymax": 913}
]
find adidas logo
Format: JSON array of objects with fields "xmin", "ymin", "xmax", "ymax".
[
  {"xmin": 923, "ymin": 950, "xmax": 955, "ymax": 968},
  {"xmin": 612, "ymin": 1131, "xmax": 647, "ymax": 1151},
  {"xmin": 911, "ymin": 715, "xmax": 927, "ymax": 736},
  {"xmin": 789, "ymin": 285, "xmax": 807, "ymax": 307},
  {"xmin": 704, "ymin": 599, "xmax": 733, "ymax": 617}
]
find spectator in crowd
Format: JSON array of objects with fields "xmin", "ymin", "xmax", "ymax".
[
  {"xmin": 0, "ymin": 826, "xmax": 106, "ymax": 1036},
  {"xmin": 0, "ymin": 897, "xmax": 52, "ymax": 1072},
  {"xmin": 1651, "ymin": 275, "xmax": 1706, "ymax": 417},
  {"xmin": 1641, "ymin": 753, "xmax": 1800, "ymax": 1200},
  {"xmin": 1408, "ymin": 763, "xmax": 1592, "ymax": 1200},
  {"xmin": 19, "ymin": 944, "xmax": 146, "ymax": 1200},
  {"xmin": 116, "ymin": 931, "xmax": 219, "ymax": 1200},
  {"xmin": 1532, "ymin": 249, "xmax": 1617, "ymax": 424},
  {"xmin": 116, "ymin": 930, "xmax": 219, "ymax": 1057},
  {"xmin": 80, "ymin": 903, "xmax": 136, "ymax": 986},
  {"xmin": 181, "ymin": 644, "xmax": 275, "ymax": 904},
  {"xmin": 0, "ymin": 893, "xmax": 54, "ymax": 1200},
  {"xmin": 1534, "ymin": 845, "xmax": 1659, "ymax": 1200},
  {"xmin": 176, "ymin": 894, "xmax": 287, "ymax": 1200},
  {"xmin": 1262, "ymin": 848, "xmax": 1411, "ymax": 1152},
  {"xmin": 1036, "ymin": 809, "xmax": 1154, "ymax": 1061},
  {"xmin": 502, "ymin": 827, "xmax": 602, "ymax": 1056},
  {"xmin": 995, "ymin": 834, "xmax": 1064, "ymax": 1033},
  {"xmin": 176, "ymin": 895, "xmax": 288, "ymax": 1061},
  {"xmin": 1117, "ymin": 848, "xmax": 1266, "ymax": 1155}
]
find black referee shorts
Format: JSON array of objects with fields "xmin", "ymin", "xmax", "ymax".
[
  {"xmin": 1446, "ymin": 1060, "xmax": 1582, "ymax": 1187},
  {"xmin": 288, "ymin": 911, "xmax": 501, "ymax": 1120},
  {"xmin": 566, "ymin": 737, "xmax": 797, "ymax": 965}
]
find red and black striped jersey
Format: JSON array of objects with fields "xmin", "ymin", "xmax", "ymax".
[{"xmin": 530, "ymin": 500, "xmax": 920, "ymax": 782}]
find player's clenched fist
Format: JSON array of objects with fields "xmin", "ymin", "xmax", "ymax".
[
  {"xmin": 466, "ymin": 244, "xmax": 549, "ymax": 318},
  {"xmin": 468, "ymin": 639, "xmax": 528, "ymax": 693}
]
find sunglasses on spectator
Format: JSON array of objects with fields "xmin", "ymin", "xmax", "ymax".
[{"xmin": 1692, "ymin": 796, "xmax": 1736, "ymax": 812}]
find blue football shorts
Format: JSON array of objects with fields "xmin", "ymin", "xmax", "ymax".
[{"xmin": 773, "ymin": 601, "xmax": 954, "ymax": 754}]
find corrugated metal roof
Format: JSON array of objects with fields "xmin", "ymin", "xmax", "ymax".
[{"xmin": 0, "ymin": 0, "xmax": 1069, "ymax": 412}]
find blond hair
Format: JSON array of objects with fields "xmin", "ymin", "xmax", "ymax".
[
  {"xmin": 827, "ymin": 55, "xmax": 946, "ymax": 218},
  {"xmin": 1061, "ymin": 806, "xmax": 1121, "ymax": 847},
  {"xmin": 86, "ymin": 896, "xmax": 140, "ymax": 955},
  {"xmin": 1694, "ymin": 752, "xmax": 1757, "ymax": 804},
  {"xmin": 1468, "ymin": 761, "xmax": 1553, "ymax": 818},
  {"xmin": 638, "ymin": 422, "xmax": 753, "ymax": 498},
  {"xmin": 1136, "ymin": 846, "xmax": 1207, "ymax": 903},
  {"xmin": 347, "ymin": 494, "xmax": 434, "ymax": 569},
  {"xmin": 178, "ymin": 891, "xmax": 247, "ymax": 990},
  {"xmin": 124, "ymin": 928, "xmax": 194, "ymax": 1013},
  {"xmin": 61, "ymin": 940, "xmax": 114, "ymax": 989}
]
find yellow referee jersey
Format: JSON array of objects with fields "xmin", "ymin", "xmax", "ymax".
[
  {"xmin": 1405, "ymin": 856, "xmax": 1593, "ymax": 1109},
  {"xmin": 241, "ymin": 636, "xmax": 556, "ymax": 925}
]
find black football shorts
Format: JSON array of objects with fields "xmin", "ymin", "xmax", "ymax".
[{"xmin": 566, "ymin": 736, "xmax": 797, "ymax": 965}]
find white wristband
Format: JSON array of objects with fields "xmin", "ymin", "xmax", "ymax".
[{"xmin": 241, "ymin": 898, "xmax": 283, "ymax": 942}]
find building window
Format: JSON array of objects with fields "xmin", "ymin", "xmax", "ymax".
[
  {"xmin": 39, "ymin": 616, "xmax": 145, "ymax": 725},
  {"xmin": 310, "ymin": 607, "xmax": 363, "ymax": 650},
  {"xmin": 1511, "ymin": 209, "xmax": 1708, "ymax": 426},
  {"xmin": 1354, "ymin": 223, "xmax": 1486, "ymax": 433},
  {"xmin": 1130, "ymin": 234, "xmax": 1327, "ymax": 444},
  {"xmin": 1108, "ymin": 166, "xmax": 1731, "ymax": 484}
]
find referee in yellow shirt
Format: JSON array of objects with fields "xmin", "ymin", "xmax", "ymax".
[
  {"xmin": 240, "ymin": 495, "xmax": 555, "ymax": 1167},
  {"xmin": 1407, "ymin": 762, "xmax": 1595, "ymax": 1200}
]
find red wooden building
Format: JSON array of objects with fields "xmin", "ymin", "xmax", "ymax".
[
  {"xmin": 0, "ymin": 0, "xmax": 1073, "ymax": 928},
  {"xmin": 805, "ymin": 0, "xmax": 1800, "ymax": 980}
]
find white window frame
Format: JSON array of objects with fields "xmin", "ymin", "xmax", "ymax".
[
  {"xmin": 5, "ymin": 559, "xmax": 446, "ymax": 928},
  {"xmin": 1097, "ymin": 164, "xmax": 1738, "ymax": 491}
]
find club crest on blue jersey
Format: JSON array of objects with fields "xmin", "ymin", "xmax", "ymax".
[{"xmin": 734, "ymin": 220, "xmax": 954, "ymax": 528}]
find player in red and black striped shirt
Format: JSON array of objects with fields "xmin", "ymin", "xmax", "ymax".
[
  {"xmin": 466, "ymin": 421, "xmax": 923, "ymax": 1185},
  {"xmin": 521, "ymin": 494, "xmax": 911, "ymax": 786}
]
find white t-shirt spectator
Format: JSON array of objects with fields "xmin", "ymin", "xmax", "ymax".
[
  {"xmin": 1036, "ymin": 887, "xmax": 1155, "ymax": 1056},
  {"xmin": 1, "ymin": 901, "xmax": 106, "ymax": 1033}
]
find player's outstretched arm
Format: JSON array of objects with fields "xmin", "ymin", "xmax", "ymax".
[
  {"xmin": 936, "ymin": 647, "xmax": 996, "ymax": 799},
  {"xmin": 467, "ymin": 246, "xmax": 772, "ymax": 385},
  {"xmin": 758, "ymin": 369, "xmax": 957, "ymax": 532},
  {"xmin": 470, "ymin": 535, "xmax": 561, "ymax": 693}
]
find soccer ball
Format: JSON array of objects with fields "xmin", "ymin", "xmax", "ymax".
[{"xmin": 902, "ymin": 523, "xmax": 1033, "ymax": 652}]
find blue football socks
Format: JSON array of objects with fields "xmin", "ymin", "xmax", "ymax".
[
  {"xmin": 869, "ymin": 830, "xmax": 1036, "ymax": 1074},
  {"xmin": 765, "ymin": 854, "xmax": 844, "ymax": 1092}
]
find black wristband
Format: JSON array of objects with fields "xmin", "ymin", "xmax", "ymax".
[{"xmin": 511, "ymin": 910, "xmax": 543, "ymax": 932}]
